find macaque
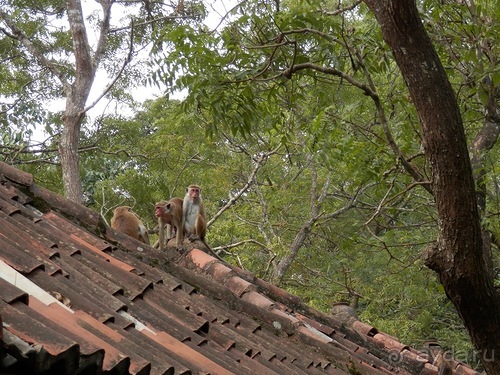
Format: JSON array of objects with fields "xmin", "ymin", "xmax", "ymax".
[
  {"xmin": 154, "ymin": 197, "xmax": 183, "ymax": 250},
  {"xmin": 426, "ymin": 343, "xmax": 453, "ymax": 375},
  {"xmin": 182, "ymin": 185, "xmax": 223, "ymax": 260},
  {"xmin": 111, "ymin": 206, "xmax": 150, "ymax": 245},
  {"xmin": 435, "ymin": 351, "xmax": 453, "ymax": 375},
  {"xmin": 182, "ymin": 184, "xmax": 206, "ymax": 240}
]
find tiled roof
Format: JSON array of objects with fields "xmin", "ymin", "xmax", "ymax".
[{"xmin": 0, "ymin": 161, "xmax": 480, "ymax": 375}]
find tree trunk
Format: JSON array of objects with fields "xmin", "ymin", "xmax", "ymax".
[
  {"xmin": 470, "ymin": 99, "xmax": 500, "ymax": 280},
  {"xmin": 59, "ymin": 110, "xmax": 84, "ymax": 204},
  {"xmin": 471, "ymin": 85, "xmax": 500, "ymax": 214},
  {"xmin": 363, "ymin": 1, "xmax": 500, "ymax": 373},
  {"xmin": 271, "ymin": 218, "xmax": 314, "ymax": 283},
  {"xmin": 60, "ymin": 0, "xmax": 105, "ymax": 204}
]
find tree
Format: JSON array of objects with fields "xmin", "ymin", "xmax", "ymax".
[
  {"xmin": 151, "ymin": 0, "xmax": 499, "ymax": 371},
  {"xmin": 0, "ymin": 0, "xmax": 202, "ymax": 203},
  {"xmin": 363, "ymin": 1, "xmax": 500, "ymax": 372},
  {"xmin": 422, "ymin": 0, "xmax": 500, "ymax": 277},
  {"xmin": 85, "ymin": 91, "xmax": 474, "ymax": 357},
  {"xmin": 3, "ymin": 0, "xmax": 497, "ymax": 369}
]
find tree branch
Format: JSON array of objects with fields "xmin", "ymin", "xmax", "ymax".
[
  {"xmin": 207, "ymin": 146, "xmax": 281, "ymax": 227},
  {"xmin": 83, "ymin": 17, "xmax": 134, "ymax": 114},
  {"xmin": 0, "ymin": 9, "xmax": 69, "ymax": 89},
  {"xmin": 92, "ymin": 0, "xmax": 114, "ymax": 71},
  {"xmin": 212, "ymin": 239, "xmax": 268, "ymax": 252},
  {"xmin": 109, "ymin": 14, "xmax": 187, "ymax": 33},
  {"xmin": 67, "ymin": 0, "xmax": 94, "ymax": 92},
  {"xmin": 282, "ymin": 62, "xmax": 378, "ymax": 99},
  {"xmin": 322, "ymin": 0, "xmax": 362, "ymax": 16}
]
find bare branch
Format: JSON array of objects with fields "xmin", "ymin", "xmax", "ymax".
[
  {"xmin": 212, "ymin": 239, "xmax": 268, "ymax": 252},
  {"xmin": 365, "ymin": 179, "xmax": 395, "ymax": 226},
  {"xmin": 320, "ymin": 182, "xmax": 374, "ymax": 222},
  {"xmin": 282, "ymin": 62, "xmax": 378, "ymax": 99},
  {"xmin": 207, "ymin": 146, "xmax": 281, "ymax": 227},
  {"xmin": 83, "ymin": 18, "xmax": 134, "ymax": 114},
  {"xmin": 92, "ymin": 0, "xmax": 114, "ymax": 70},
  {"xmin": 208, "ymin": 0, "xmax": 248, "ymax": 33},
  {"xmin": 365, "ymin": 181, "xmax": 431, "ymax": 225},
  {"xmin": 109, "ymin": 14, "xmax": 189, "ymax": 33},
  {"xmin": 322, "ymin": 0, "xmax": 362, "ymax": 16},
  {"xmin": 354, "ymin": 46, "xmax": 432, "ymax": 194},
  {"xmin": 171, "ymin": 152, "xmax": 201, "ymax": 195}
]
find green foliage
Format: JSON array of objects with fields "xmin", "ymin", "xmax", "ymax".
[
  {"xmin": 83, "ymin": 92, "xmax": 472, "ymax": 360},
  {"xmin": 0, "ymin": 0, "xmax": 205, "ymax": 157},
  {"xmin": 144, "ymin": 0, "xmax": 498, "ymax": 363},
  {"xmin": 3, "ymin": 0, "xmax": 499, "ymax": 368}
]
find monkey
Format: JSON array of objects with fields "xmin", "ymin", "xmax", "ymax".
[
  {"xmin": 154, "ymin": 197, "xmax": 183, "ymax": 250},
  {"xmin": 434, "ymin": 351, "xmax": 453, "ymax": 375},
  {"xmin": 426, "ymin": 343, "xmax": 453, "ymax": 375},
  {"xmin": 111, "ymin": 206, "xmax": 150, "ymax": 245},
  {"xmin": 182, "ymin": 185, "xmax": 224, "ymax": 261},
  {"xmin": 182, "ymin": 184, "xmax": 206, "ymax": 240}
]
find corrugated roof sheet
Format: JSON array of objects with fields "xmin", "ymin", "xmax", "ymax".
[{"xmin": 0, "ymin": 161, "xmax": 480, "ymax": 375}]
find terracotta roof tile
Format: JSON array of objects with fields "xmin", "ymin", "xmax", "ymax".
[
  {"xmin": 53, "ymin": 252, "xmax": 125, "ymax": 296},
  {"xmin": 0, "ymin": 161, "xmax": 482, "ymax": 375},
  {"xmin": 352, "ymin": 319, "xmax": 379, "ymax": 336},
  {"xmin": 73, "ymin": 313, "xmax": 153, "ymax": 374},
  {"xmin": 74, "ymin": 248, "xmax": 153, "ymax": 300},
  {"xmin": 2, "ymin": 299, "xmax": 79, "ymax": 356},
  {"xmin": 373, "ymin": 333, "xmax": 410, "ymax": 352},
  {"xmin": 29, "ymin": 298, "xmax": 127, "ymax": 370},
  {"xmin": 240, "ymin": 289, "xmax": 275, "ymax": 309},
  {"xmin": 119, "ymin": 327, "xmax": 189, "ymax": 374},
  {"xmin": 109, "ymin": 249, "xmax": 166, "ymax": 284},
  {"xmin": 0, "ymin": 235, "xmax": 45, "ymax": 274},
  {"xmin": 205, "ymin": 261, "xmax": 234, "ymax": 282},
  {"xmin": 120, "ymin": 294, "xmax": 206, "ymax": 344},
  {"xmin": 142, "ymin": 286, "xmax": 210, "ymax": 333},
  {"xmin": 0, "ymin": 278, "xmax": 29, "ymax": 305},
  {"xmin": 224, "ymin": 275, "xmax": 256, "ymax": 297},
  {"xmin": 3, "ymin": 215, "xmax": 59, "ymax": 255},
  {"xmin": 0, "ymin": 186, "xmax": 30, "ymax": 214},
  {"xmin": 29, "ymin": 269, "xmax": 116, "ymax": 323},
  {"xmin": 43, "ymin": 211, "xmax": 112, "ymax": 252}
]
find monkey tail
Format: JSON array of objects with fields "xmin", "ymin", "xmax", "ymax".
[{"xmin": 201, "ymin": 239, "xmax": 225, "ymax": 262}]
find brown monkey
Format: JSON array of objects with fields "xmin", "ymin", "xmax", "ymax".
[
  {"xmin": 182, "ymin": 184, "xmax": 206, "ymax": 240},
  {"xmin": 426, "ymin": 343, "xmax": 453, "ymax": 375},
  {"xmin": 154, "ymin": 197, "xmax": 183, "ymax": 250},
  {"xmin": 182, "ymin": 185, "xmax": 223, "ymax": 260},
  {"xmin": 111, "ymin": 206, "xmax": 150, "ymax": 245},
  {"xmin": 435, "ymin": 351, "xmax": 453, "ymax": 375}
]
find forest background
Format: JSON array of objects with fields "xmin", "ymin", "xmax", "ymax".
[{"xmin": 1, "ymin": 0, "xmax": 499, "ymax": 371}]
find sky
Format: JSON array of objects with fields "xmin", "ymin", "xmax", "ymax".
[{"xmin": 86, "ymin": 0, "xmax": 235, "ymax": 106}]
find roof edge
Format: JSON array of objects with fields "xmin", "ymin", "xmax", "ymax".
[{"xmin": 0, "ymin": 162, "xmax": 101, "ymax": 230}]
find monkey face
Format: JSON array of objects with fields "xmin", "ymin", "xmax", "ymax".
[
  {"xmin": 154, "ymin": 207, "xmax": 163, "ymax": 217},
  {"xmin": 154, "ymin": 201, "xmax": 168, "ymax": 217},
  {"xmin": 188, "ymin": 187, "xmax": 200, "ymax": 199}
]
